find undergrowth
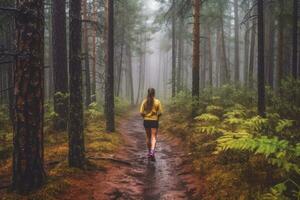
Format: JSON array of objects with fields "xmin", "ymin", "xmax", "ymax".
[
  {"xmin": 162, "ymin": 79, "xmax": 300, "ymax": 200},
  {"xmin": 0, "ymin": 97, "xmax": 129, "ymax": 199}
]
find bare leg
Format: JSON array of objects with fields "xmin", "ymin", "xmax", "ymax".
[
  {"xmin": 145, "ymin": 128, "xmax": 151, "ymax": 153},
  {"xmin": 150, "ymin": 128, "xmax": 158, "ymax": 152}
]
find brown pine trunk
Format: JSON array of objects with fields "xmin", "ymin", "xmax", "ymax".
[
  {"xmin": 248, "ymin": 22, "xmax": 256, "ymax": 89},
  {"xmin": 126, "ymin": 45, "xmax": 134, "ymax": 105},
  {"xmin": 221, "ymin": 19, "xmax": 229, "ymax": 84},
  {"xmin": 244, "ymin": 23, "xmax": 250, "ymax": 87},
  {"xmin": 104, "ymin": 0, "xmax": 115, "ymax": 132},
  {"xmin": 117, "ymin": 34, "xmax": 125, "ymax": 96},
  {"xmin": 171, "ymin": 0, "xmax": 176, "ymax": 97},
  {"xmin": 257, "ymin": 0, "xmax": 266, "ymax": 116},
  {"xmin": 83, "ymin": 0, "xmax": 91, "ymax": 107},
  {"xmin": 177, "ymin": 15, "xmax": 184, "ymax": 93},
  {"xmin": 292, "ymin": 0, "xmax": 298, "ymax": 79},
  {"xmin": 13, "ymin": 0, "xmax": 46, "ymax": 193},
  {"xmin": 234, "ymin": 0, "xmax": 240, "ymax": 84},
  {"xmin": 92, "ymin": 0, "xmax": 97, "ymax": 99},
  {"xmin": 192, "ymin": 0, "xmax": 200, "ymax": 98},
  {"xmin": 69, "ymin": 0, "xmax": 85, "ymax": 168},
  {"xmin": 52, "ymin": 0, "xmax": 69, "ymax": 130},
  {"xmin": 277, "ymin": 0, "xmax": 284, "ymax": 89},
  {"xmin": 207, "ymin": 27, "xmax": 213, "ymax": 87}
]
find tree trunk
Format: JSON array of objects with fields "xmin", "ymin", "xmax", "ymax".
[
  {"xmin": 83, "ymin": 0, "xmax": 91, "ymax": 107},
  {"xmin": 207, "ymin": 27, "xmax": 213, "ymax": 87},
  {"xmin": 117, "ymin": 34, "xmax": 124, "ymax": 96},
  {"xmin": 69, "ymin": 0, "xmax": 85, "ymax": 168},
  {"xmin": 277, "ymin": 0, "xmax": 284, "ymax": 90},
  {"xmin": 248, "ymin": 22, "xmax": 256, "ymax": 89},
  {"xmin": 257, "ymin": 0, "xmax": 266, "ymax": 116},
  {"xmin": 292, "ymin": 0, "xmax": 298, "ymax": 79},
  {"xmin": 234, "ymin": 0, "xmax": 240, "ymax": 84},
  {"xmin": 104, "ymin": 0, "xmax": 115, "ymax": 132},
  {"xmin": 91, "ymin": 0, "xmax": 97, "ymax": 99},
  {"xmin": 265, "ymin": 3, "xmax": 275, "ymax": 88},
  {"xmin": 126, "ymin": 45, "xmax": 134, "ymax": 105},
  {"xmin": 13, "ymin": 0, "xmax": 46, "ymax": 193},
  {"xmin": 192, "ymin": 0, "xmax": 200, "ymax": 98},
  {"xmin": 221, "ymin": 18, "xmax": 229, "ymax": 84},
  {"xmin": 171, "ymin": 0, "xmax": 176, "ymax": 97},
  {"xmin": 244, "ymin": 23, "xmax": 250, "ymax": 87},
  {"xmin": 52, "ymin": 0, "xmax": 69, "ymax": 130},
  {"xmin": 177, "ymin": 15, "xmax": 183, "ymax": 93}
]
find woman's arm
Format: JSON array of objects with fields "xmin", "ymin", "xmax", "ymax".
[{"xmin": 139, "ymin": 100, "xmax": 146, "ymax": 117}]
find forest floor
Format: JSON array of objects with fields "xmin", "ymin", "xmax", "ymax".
[{"xmin": 60, "ymin": 112, "xmax": 203, "ymax": 200}]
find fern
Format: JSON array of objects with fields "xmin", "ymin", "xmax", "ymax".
[
  {"xmin": 195, "ymin": 126, "xmax": 223, "ymax": 135},
  {"xmin": 194, "ymin": 113, "xmax": 220, "ymax": 124},
  {"xmin": 206, "ymin": 105, "xmax": 224, "ymax": 116},
  {"xmin": 275, "ymin": 119, "xmax": 294, "ymax": 133},
  {"xmin": 262, "ymin": 183, "xmax": 289, "ymax": 200},
  {"xmin": 242, "ymin": 116, "xmax": 269, "ymax": 133}
]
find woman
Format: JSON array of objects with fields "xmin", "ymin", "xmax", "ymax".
[{"xmin": 140, "ymin": 88, "xmax": 163, "ymax": 161}]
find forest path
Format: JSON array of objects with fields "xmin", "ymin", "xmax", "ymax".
[{"xmin": 62, "ymin": 112, "xmax": 200, "ymax": 200}]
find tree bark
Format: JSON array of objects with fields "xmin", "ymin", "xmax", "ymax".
[
  {"xmin": 248, "ymin": 22, "xmax": 256, "ymax": 89},
  {"xmin": 13, "ymin": 0, "xmax": 46, "ymax": 193},
  {"xmin": 91, "ymin": 0, "xmax": 97, "ymax": 99},
  {"xmin": 192, "ymin": 0, "xmax": 200, "ymax": 98},
  {"xmin": 171, "ymin": 0, "xmax": 176, "ymax": 97},
  {"xmin": 177, "ymin": 15, "xmax": 184, "ymax": 93},
  {"xmin": 221, "ymin": 18, "xmax": 229, "ymax": 84},
  {"xmin": 69, "ymin": 0, "xmax": 85, "ymax": 168},
  {"xmin": 207, "ymin": 26, "xmax": 213, "ymax": 87},
  {"xmin": 234, "ymin": 0, "xmax": 240, "ymax": 84},
  {"xmin": 52, "ymin": 0, "xmax": 69, "ymax": 130},
  {"xmin": 83, "ymin": 0, "xmax": 91, "ymax": 107},
  {"xmin": 104, "ymin": 0, "xmax": 115, "ymax": 132},
  {"xmin": 244, "ymin": 23, "xmax": 250, "ymax": 87},
  {"xmin": 277, "ymin": 0, "xmax": 284, "ymax": 89},
  {"xmin": 257, "ymin": 0, "xmax": 266, "ymax": 116},
  {"xmin": 126, "ymin": 44, "xmax": 134, "ymax": 105},
  {"xmin": 292, "ymin": 0, "xmax": 298, "ymax": 79}
]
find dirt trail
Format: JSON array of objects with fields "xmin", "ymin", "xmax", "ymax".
[{"xmin": 62, "ymin": 113, "xmax": 201, "ymax": 200}]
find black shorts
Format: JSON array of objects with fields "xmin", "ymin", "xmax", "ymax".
[{"xmin": 143, "ymin": 120, "xmax": 159, "ymax": 128}]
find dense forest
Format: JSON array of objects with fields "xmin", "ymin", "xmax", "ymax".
[{"xmin": 0, "ymin": 0, "xmax": 300, "ymax": 199}]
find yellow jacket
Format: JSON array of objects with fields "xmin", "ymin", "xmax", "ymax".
[{"xmin": 140, "ymin": 98, "xmax": 163, "ymax": 121}]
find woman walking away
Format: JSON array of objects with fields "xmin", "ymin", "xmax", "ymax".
[{"xmin": 140, "ymin": 88, "xmax": 163, "ymax": 161}]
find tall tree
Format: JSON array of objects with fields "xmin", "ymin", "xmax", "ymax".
[
  {"xmin": 276, "ymin": 0, "xmax": 284, "ymax": 89},
  {"xmin": 234, "ymin": 0, "xmax": 240, "ymax": 83},
  {"xmin": 207, "ymin": 26, "xmax": 213, "ymax": 87},
  {"xmin": 126, "ymin": 44, "xmax": 134, "ymax": 105},
  {"xmin": 69, "ymin": 0, "xmax": 85, "ymax": 168},
  {"xmin": 52, "ymin": 0, "xmax": 68, "ymax": 130},
  {"xmin": 257, "ymin": 0, "xmax": 266, "ymax": 116},
  {"xmin": 177, "ymin": 15, "xmax": 184, "ymax": 93},
  {"xmin": 91, "ymin": 0, "xmax": 97, "ymax": 99},
  {"xmin": 171, "ymin": 0, "xmax": 176, "ymax": 97},
  {"xmin": 248, "ymin": 21, "xmax": 256, "ymax": 89},
  {"xmin": 13, "ymin": 0, "xmax": 45, "ymax": 193},
  {"xmin": 192, "ymin": 0, "xmax": 200, "ymax": 98},
  {"xmin": 292, "ymin": 0, "xmax": 298, "ymax": 79},
  {"xmin": 83, "ymin": 0, "xmax": 91, "ymax": 107},
  {"xmin": 105, "ymin": 0, "xmax": 115, "ymax": 132}
]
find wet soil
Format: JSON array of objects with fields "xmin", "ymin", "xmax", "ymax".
[{"xmin": 62, "ymin": 113, "xmax": 202, "ymax": 200}]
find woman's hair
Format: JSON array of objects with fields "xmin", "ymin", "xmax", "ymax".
[{"xmin": 145, "ymin": 88, "xmax": 155, "ymax": 113}]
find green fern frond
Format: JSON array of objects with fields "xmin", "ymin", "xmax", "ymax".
[
  {"xmin": 195, "ymin": 125, "xmax": 223, "ymax": 135},
  {"xmin": 275, "ymin": 119, "xmax": 294, "ymax": 133},
  {"xmin": 243, "ymin": 116, "xmax": 268, "ymax": 132},
  {"xmin": 194, "ymin": 113, "xmax": 220, "ymax": 123}
]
